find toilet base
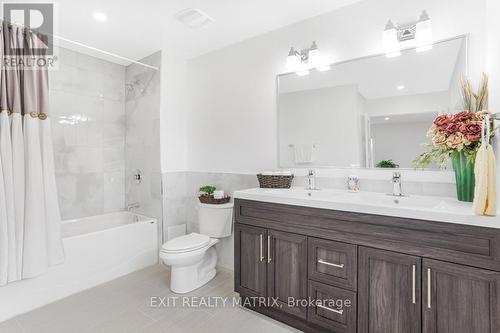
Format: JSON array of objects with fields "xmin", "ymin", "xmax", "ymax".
[{"xmin": 169, "ymin": 247, "xmax": 218, "ymax": 294}]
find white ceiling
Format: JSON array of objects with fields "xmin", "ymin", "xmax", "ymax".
[
  {"xmin": 48, "ymin": 0, "xmax": 361, "ymax": 64},
  {"xmin": 279, "ymin": 37, "xmax": 465, "ymax": 100}
]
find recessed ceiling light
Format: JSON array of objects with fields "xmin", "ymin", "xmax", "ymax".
[
  {"xmin": 385, "ymin": 117, "xmax": 391, "ymax": 121},
  {"xmin": 397, "ymin": 85, "xmax": 405, "ymax": 90},
  {"xmin": 92, "ymin": 12, "xmax": 107, "ymax": 22}
]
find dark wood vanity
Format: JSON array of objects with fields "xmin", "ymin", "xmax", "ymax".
[{"xmin": 233, "ymin": 198, "xmax": 500, "ymax": 333}]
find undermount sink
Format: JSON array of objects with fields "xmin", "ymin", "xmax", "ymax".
[{"xmin": 234, "ymin": 187, "xmax": 496, "ymax": 228}]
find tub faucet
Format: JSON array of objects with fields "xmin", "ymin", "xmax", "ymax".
[
  {"xmin": 391, "ymin": 172, "xmax": 405, "ymax": 197},
  {"xmin": 307, "ymin": 169, "xmax": 318, "ymax": 190},
  {"xmin": 127, "ymin": 202, "xmax": 141, "ymax": 211}
]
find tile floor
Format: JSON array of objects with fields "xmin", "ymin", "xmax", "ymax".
[{"xmin": 0, "ymin": 265, "xmax": 301, "ymax": 333}]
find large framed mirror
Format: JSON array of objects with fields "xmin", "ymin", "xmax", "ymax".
[{"xmin": 277, "ymin": 35, "xmax": 468, "ymax": 170}]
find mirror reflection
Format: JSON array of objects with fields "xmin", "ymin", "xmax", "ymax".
[{"xmin": 278, "ymin": 36, "xmax": 467, "ymax": 169}]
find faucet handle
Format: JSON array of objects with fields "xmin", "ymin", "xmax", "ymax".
[
  {"xmin": 392, "ymin": 171, "xmax": 401, "ymax": 179},
  {"xmin": 308, "ymin": 169, "xmax": 315, "ymax": 177}
]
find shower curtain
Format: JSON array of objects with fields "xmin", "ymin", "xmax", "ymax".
[{"xmin": 0, "ymin": 22, "xmax": 64, "ymax": 286}]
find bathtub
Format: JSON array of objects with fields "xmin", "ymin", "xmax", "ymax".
[{"xmin": 0, "ymin": 211, "xmax": 158, "ymax": 322}]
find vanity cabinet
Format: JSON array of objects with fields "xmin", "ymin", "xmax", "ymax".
[
  {"xmin": 234, "ymin": 199, "xmax": 500, "ymax": 333},
  {"xmin": 422, "ymin": 259, "xmax": 500, "ymax": 333},
  {"xmin": 358, "ymin": 247, "xmax": 421, "ymax": 333},
  {"xmin": 234, "ymin": 224, "xmax": 308, "ymax": 319}
]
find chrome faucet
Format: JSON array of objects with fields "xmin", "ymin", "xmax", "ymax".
[
  {"xmin": 127, "ymin": 202, "xmax": 141, "ymax": 211},
  {"xmin": 307, "ymin": 169, "xmax": 317, "ymax": 190},
  {"xmin": 391, "ymin": 172, "xmax": 404, "ymax": 197}
]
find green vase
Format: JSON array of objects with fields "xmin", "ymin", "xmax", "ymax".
[{"xmin": 451, "ymin": 151, "xmax": 475, "ymax": 202}]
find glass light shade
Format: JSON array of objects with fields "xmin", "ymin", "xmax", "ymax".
[
  {"xmin": 286, "ymin": 54, "xmax": 300, "ymax": 70},
  {"xmin": 416, "ymin": 14, "xmax": 433, "ymax": 52},
  {"xmin": 308, "ymin": 48, "xmax": 320, "ymax": 66},
  {"xmin": 382, "ymin": 21, "xmax": 400, "ymax": 57}
]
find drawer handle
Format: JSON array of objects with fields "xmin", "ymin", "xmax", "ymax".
[
  {"xmin": 318, "ymin": 259, "xmax": 344, "ymax": 269},
  {"xmin": 317, "ymin": 304, "xmax": 343, "ymax": 315},
  {"xmin": 412, "ymin": 265, "xmax": 416, "ymax": 304},
  {"xmin": 267, "ymin": 235, "xmax": 272, "ymax": 263},
  {"xmin": 427, "ymin": 268, "xmax": 431, "ymax": 309},
  {"xmin": 259, "ymin": 234, "xmax": 264, "ymax": 262}
]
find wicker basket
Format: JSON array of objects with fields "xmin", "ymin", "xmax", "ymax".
[
  {"xmin": 198, "ymin": 194, "xmax": 231, "ymax": 205},
  {"xmin": 257, "ymin": 174, "xmax": 294, "ymax": 189}
]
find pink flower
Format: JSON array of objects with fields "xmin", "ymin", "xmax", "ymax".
[
  {"xmin": 453, "ymin": 111, "xmax": 477, "ymax": 123},
  {"xmin": 433, "ymin": 115, "xmax": 452, "ymax": 130},
  {"xmin": 445, "ymin": 122, "xmax": 461, "ymax": 135}
]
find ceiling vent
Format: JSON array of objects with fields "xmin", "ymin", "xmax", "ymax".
[{"xmin": 175, "ymin": 8, "xmax": 214, "ymax": 30}]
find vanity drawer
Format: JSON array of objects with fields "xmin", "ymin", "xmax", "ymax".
[
  {"xmin": 308, "ymin": 238, "xmax": 357, "ymax": 291},
  {"xmin": 308, "ymin": 281, "xmax": 357, "ymax": 333}
]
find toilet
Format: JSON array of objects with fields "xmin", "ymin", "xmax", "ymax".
[{"xmin": 160, "ymin": 202, "xmax": 233, "ymax": 293}]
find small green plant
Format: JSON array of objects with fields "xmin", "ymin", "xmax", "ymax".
[
  {"xmin": 376, "ymin": 160, "xmax": 400, "ymax": 168},
  {"xmin": 199, "ymin": 185, "xmax": 216, "ymax": 195}
]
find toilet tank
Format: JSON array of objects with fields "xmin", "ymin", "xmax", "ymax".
[{"xmin": 198, "ymin": 202, "xmax": 234, "ymax": 238}]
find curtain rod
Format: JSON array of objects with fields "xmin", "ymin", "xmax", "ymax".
[
  {"xmin": 1, "ymin": 20, "xmax": 159, "ymax": 71},
  {"xmin": 53, "ymin": 35, "xmax": 160, "ymax": 71}
]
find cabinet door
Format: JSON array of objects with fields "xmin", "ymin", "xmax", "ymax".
[
  {"xmin": 267, "ymin": 229, "xmax": 308, "ymax": 319},
  {"xmin": 423, "ymin": 259, "xmax": 500, "ymax": 333},
  {"xmin": 358, "ymin": 247, "xmax": 421, "ymax": 333},
  {"xmin": 234, "ymin": 224, "xmax": 267, "ymax": 297}
]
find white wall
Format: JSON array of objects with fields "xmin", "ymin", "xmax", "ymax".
[
  {"xmin": 365, "ymin": 91, "xmax": 450, "ymax": 117},
  {"xmin": 371, "ymin": 121, "xmax": 430, "ymax": 168},
  {"xmin": 279, "ymin": 85, "xmax": 364, "ymax": 167},
  {"xmin": 185, "ymin": 0, "xmax": 487, "ymax": 174}
]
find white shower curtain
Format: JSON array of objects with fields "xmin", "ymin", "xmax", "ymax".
[{"xmin": 0, "ymin": 22, "xmax": 64, "ymax": 286}]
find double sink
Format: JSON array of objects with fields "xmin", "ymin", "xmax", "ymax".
[{"xmin": 233, "ymin": 187, "xmax": 498, "ymax": 228}]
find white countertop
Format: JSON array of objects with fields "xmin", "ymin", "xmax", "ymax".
[{"xmin": 233, "ymin": 187, "xmax": 500, "ymax": 229}]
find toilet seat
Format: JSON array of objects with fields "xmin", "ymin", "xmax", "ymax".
[{"xmin": 161, "ymin": 233, "xmax": 211, "ymax": 254}]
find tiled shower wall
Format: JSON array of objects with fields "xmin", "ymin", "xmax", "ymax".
[
  {"xmin": 50, "ymin": 47, "xmax": 126, "ymax": 219},
  {"xmin": 124, "ymin": 52, "xmax": 162, "ymax": 226}
]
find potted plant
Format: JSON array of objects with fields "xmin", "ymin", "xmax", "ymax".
[
  {"xmin": 198, "ymin": 185, "xmax": 230, "ymax": 204},
  {"xmin": 414, "ymin": 75, "xmax": 493, "ymax": 202},
  {"xmin": 376, "ymin": 160, "xmax": 400, "ymax": 168}
]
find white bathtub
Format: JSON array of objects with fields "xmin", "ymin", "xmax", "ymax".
[{"xmin": 0, "ymin": 211, "xmax": 158, "ymax": 322}]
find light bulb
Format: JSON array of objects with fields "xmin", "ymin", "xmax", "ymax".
[{"xmin": 416, "ymin": 11, "xmax": 433, "ymax": 52}]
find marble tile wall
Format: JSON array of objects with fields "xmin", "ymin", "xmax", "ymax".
[
  {"xmin": 162, "ymin": 171, "xmax": 456, "ymax": 271},
  {"xmin": 49, "ymin": 47, "xmax": 126, "ymax": 219},
  {"xmin": 125, "ymin": 52, "xmax": 162, "ymax": 229}
]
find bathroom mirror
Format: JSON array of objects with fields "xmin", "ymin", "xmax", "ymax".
[{"xmin": 277, "ymin": 35, "xmax": 468, "ymax": 170}]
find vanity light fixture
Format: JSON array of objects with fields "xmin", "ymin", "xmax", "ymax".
[
  {"xmin": 397, "ymin": 85, "xmax": 405, "ymax": 90},
  {"xmin": 384, "ymin": 117, "xmax": 391, "ymax": 121},
  {"xmin": 286, "ymin": 41, "xmax": 329, "ymax": 75},
  {"xmin": 383, "ymin": 10, "xmax": 433, "ymax": 57}
]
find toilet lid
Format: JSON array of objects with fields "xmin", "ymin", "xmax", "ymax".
[{"xmin": 162, "ymin": 233, "xmax": 210, "ymax": 253}]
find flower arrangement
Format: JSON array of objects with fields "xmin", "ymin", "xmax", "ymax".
[
  {"xmin": 414, "ymin": 75, "xmax": 492, "ymax": 168},
  {"xmin": 414, "ymin": 74, "xmax": 494, "ymax": 202}
]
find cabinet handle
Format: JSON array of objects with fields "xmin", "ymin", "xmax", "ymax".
[
  {"xmin": 427, "ymin": 268, "xmax": 431, "ymax": 309},
  {"xmin": 259, "ymin": 234, "xmax": 264, "ymax": 262},
  {"xmin": 267, "ymin": 235, "xmax": 272, "ymax": 263},
  {"xmin": 412, "ymin": 265, "xmax": 416, "ymax": 304},
  {"xmin": 318, "ymin": 259, "xmax": 344, "ymax": 269},
  {"xmin": 317, "ymin": 304, "xmax": 343, "ymax": 315}
]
